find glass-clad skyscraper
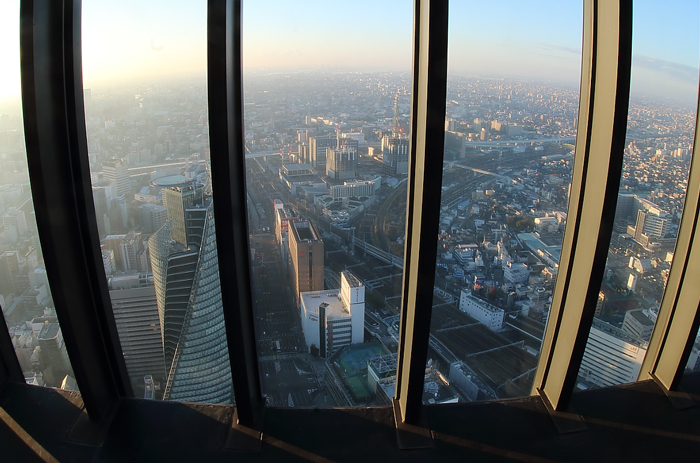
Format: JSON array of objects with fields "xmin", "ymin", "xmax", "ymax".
[{"xmin": 149, "ymin": 177, "xmax": 232, "ymax": 403}]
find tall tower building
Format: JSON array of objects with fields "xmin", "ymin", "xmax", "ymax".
[
  {"xmin": 102, "ymin": 159, "xmax": 131, "ymax": 196},
  {"xmin": 139, "ymin": 203, "xmax": 168, "ymax": 233},
  {"xmin": 625, "ymin": 196, "xmax": 671, "ymax": 247},
  {"xmin": 289, "ymin": 221, "xmax": 324, "ymax": 303},
  {"xmin": 326, "ymin": 144, "xmax": 357, "ymax": 180},
  {"xmin": 163, "ymin": 181, "xmax": 204, "ymax": 247},
  {"xmin": 108, "ymin": 275, "xmax": 166, "ymax": 386},
  {"xmin": 309, "ymin": 135, "xmax": 359, "ymax": 171},
  {"xmin": 0, "ymin": 251, "xmax": 21, "ymax": 297},
  {"xmin": 148, "ymin": 177, "xmax": 232, "ymax": 404},
  {"xmin": 381, "ymin": 135, "xmax": 409, "ymax": 175},
  {"xmin": 2, "ymin": 208, "xmax": 28, "ymax": 236},
  {"xmin": 309, "ymin": 135, "xmax": 335, "ymax": 170}
]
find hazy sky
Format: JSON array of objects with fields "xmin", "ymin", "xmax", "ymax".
[{"xmin": 0, "ymin": 1, "xmax": 699, "ymax": 104}]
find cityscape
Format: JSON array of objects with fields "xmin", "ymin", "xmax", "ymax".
[{"xmin": 1, "ymin": 65, "xmax": 699, "ymax": 406}]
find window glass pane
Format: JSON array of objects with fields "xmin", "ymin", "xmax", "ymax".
[
  {"xmin": 243, "ymin": 0, "xmax": 412, "ymax": 407},
  {"xmin": 426, "ymin": 2, "xmax": 583, "ymax": 402},
  {"xmin": 82, "ymin": 0, "xmax": 232, "ymax": 403},
  {"xmin": 576, "ymin": 2, "xmax": 699, "ymax": 391},
  {"xmin": 685, "ymin": 326, "xmax": 700, "ymax": 377},
  {"xmin": 0, "ymin": 0, "xmax": 78, "ymax": 390}
]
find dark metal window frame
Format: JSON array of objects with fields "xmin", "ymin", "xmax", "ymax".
[{"xmin": 1, "ymin": 0, "xmax": 699, "ymax": 441}]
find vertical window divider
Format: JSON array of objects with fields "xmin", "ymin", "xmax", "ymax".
[
  {"xmin": 0, "ymin": 310, "xmax": 24, "ymax": 389},
  {"xmin": 531, "ymin": 0, "xmax": 632, "ymax": 415},
  {"xmin": 207, "ymin": 0, "xmax": 263, "ymax": 448},
  {"xmin": 393, "ymin": 0, "xmax": 448, "ymax": 448},
  {"xmin": 19, "ymin": 0, "xmax": 132, "ymax": 443},
  {"xmin": 640, "ymin": 78, "xmax": 700, "ymax": 405}
]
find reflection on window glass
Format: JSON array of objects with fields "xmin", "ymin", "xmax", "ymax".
[
  {"xmin": 576, "ymin": 2, "xmax": 699, "ymax": 391},
  {"xmin": 427, "ymin": 1, "xmax": 582, "ymax": 402},
  {"xmin": 243, "ymin": 1, "xmax": 412, "ymax": 407},
  {"xmin": 685, "ymin": 326, "xmax": 700, "ymax": 376},
  {"xmin": 82, "ymin": 0, "xmax": 232, "ymax": 403},
  {"xmin": 0, "ymin": 0, "xmax": 77, "ymax": 390}
]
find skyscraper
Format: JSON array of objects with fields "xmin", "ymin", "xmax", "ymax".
[
  {"xmin": 289, "ymin": 221, "xmax": 324, "ymax": 303},
  {"xmin": 102, "ymin": 158, "xmax": 131, "ymax": 197},
  {"xmin": 308, "ymin": 135, "xmax": 359, "ymax": 171},
  {"xmin": 108, "ymin": 274, "xmax": 166, "ymax": 386},
  {"xmin": 0, "ymin": 250, "xmax": 21, "ymax": 297},
  {"xmin": 139, "ymin": 203, "xmax": 168, "ymax": 233},
  {"xmin": 326, "ymin": 144, "xmax": 357, "ymax": 180},
  {"xmin": 149, "ymin": 177, "xmax": 232, "ymax": 404},
  {"xmin": 381, "ymin": 135, "xmax": 409, "ymax": 175}
]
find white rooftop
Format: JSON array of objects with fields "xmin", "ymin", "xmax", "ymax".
[{"xmin": 301, "ymin": 291, "xmax": 350, "ymax": 319}]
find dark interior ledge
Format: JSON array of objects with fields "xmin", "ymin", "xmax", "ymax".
[{"xmin": 1, "ymin": 374, "xmax": 699, "ymax": 462}]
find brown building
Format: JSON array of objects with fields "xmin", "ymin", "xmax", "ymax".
[{"xmin": 289, "ymin": 221, "xmax": 324, "ymax": 304}]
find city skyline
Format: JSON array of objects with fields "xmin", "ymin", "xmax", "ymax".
[{"xmin": 1, "ymin": 1, "xmax": 699, "ymax": 105}]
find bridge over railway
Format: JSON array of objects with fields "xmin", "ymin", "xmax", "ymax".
[{"xmin": 351, "ymin": 236, "xmax": 404, "ymax": 269}]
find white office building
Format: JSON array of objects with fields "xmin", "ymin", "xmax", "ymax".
[
  {"xmin": 504, "ymin": 261, "xmax": 530, "ymax": 284},
  {"xmin": 579, "ymin": 319, "xmax": 648, "ymax": 388},
  {"xmin": 459, "ymin": 291, "xmax": 504, "ymax": 332},
  {"xmin": 300, "ymin": 271, "xmax": 364, "ymax": 358}
]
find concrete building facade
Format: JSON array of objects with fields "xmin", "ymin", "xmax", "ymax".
[
  {"xmin": 300, "ymin": 271, "xmax": 364, "ymax": 358},
  {"xmin": 459, "ymin": 291, "xmax": 504, "ymax": 332},
  {"xmin": 148, "ymin": 180, "xmax": 232, "ymax": 403},
  {"xmin": 579, "ymin": 319, "xmax": 648, "ymax": 388},
  {"xmin": 289, "ymin": 221, "xmax": 324, "ymax": 303}
]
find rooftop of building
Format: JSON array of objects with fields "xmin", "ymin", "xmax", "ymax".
[
  {"xmin": 281, "ymin": 173, "xmax": 326, "ymax": 184},
  {"xmin": 37, "ymin": 322, "xmax": 59, "ymax": 341},
  {"xmin": 368, "ymin": 354, "xmax": 397, "ymax": 376},
  {"xmin": 626, "ymin": 309, "xmax": 654, "ymax": 327},
  {"xmin": 301, "ymin": 291, "xmax": 349, "ymax": 319},
  {"xmin": 277, "ymin": 207, "xmax": 299, "ymax": 220},
  {"xmin": 292, "ymin": 221, "xmax": 321, "ymax": 242},
  {"xmin": 460, "ymin": 293, "xmax": 504, "ymax": 314},
  {"xmin": 329, "ymin": 342, "xmax": 390, "ymax": 403},
  {"xmin": 341, "ymin": 271, "xmax": 363, "ymax": 288},
  {"xmin": 518, "ymin": 232, "xmax": 562, "ymax": 262},
  {"xmin": 591, "ymin": 318, "xmax": 649, "ymax": 348},
  {"xmin": 151, "ymin": 175, "xmax": 190, "ymax": 187},
  {"xmin": 281, "ymin": 164, "xmax": 314, "ymax": 174}
]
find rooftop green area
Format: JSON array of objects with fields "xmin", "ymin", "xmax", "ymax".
[{"xmin": 332, "ymin": 342, "xmax": 390, "ymax": 403}]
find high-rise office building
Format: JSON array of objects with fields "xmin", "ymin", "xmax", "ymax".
[
  {"xmin": 326, "ymin": 144, "xmax": 357, "ymax": 180},
  {"xmin": 275, "ymin": 203, "xmax": 300, "ymax": 270},
  {"xmin": 308, "ymin": 135, "xmax": 359, "ymax": 170},
  {"xmin": 92, "ymin": 182, "xmax": 112, "ymax": 238},
  {"xmin": 108, "ymin": 274, "xmax": 166, "ymax": 385},
  {"xmin": 381, "ymin": 135, "xmax": 409, "ymax": 175},
  {"xmin": 621, "ymin": 195, "xmax": 672, "ymax": 247},
  {"xmin": 2, "ymin": 208, "xmax": 28, "ymax": 236},
  {"xmin": 102, "ymin": 158, "xmax": 131, "ymax": 197},
  {"xmin": 579, "ymin": 319, "xmax": 648, "ymax": 388},
  {"xmin": 0, "ymin": 250, "xmax": 21, "ymax": 297},
  {"xmin": 139, "ymin": 203, "xmax": 168, "ymax": 233},
  {"xmin": 148, "ymin": 177, "xmax": 232, "ymax": 403},
  {"xmin": 289, "ymin": 221, "xmax": 324, "ymax": 303}
]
